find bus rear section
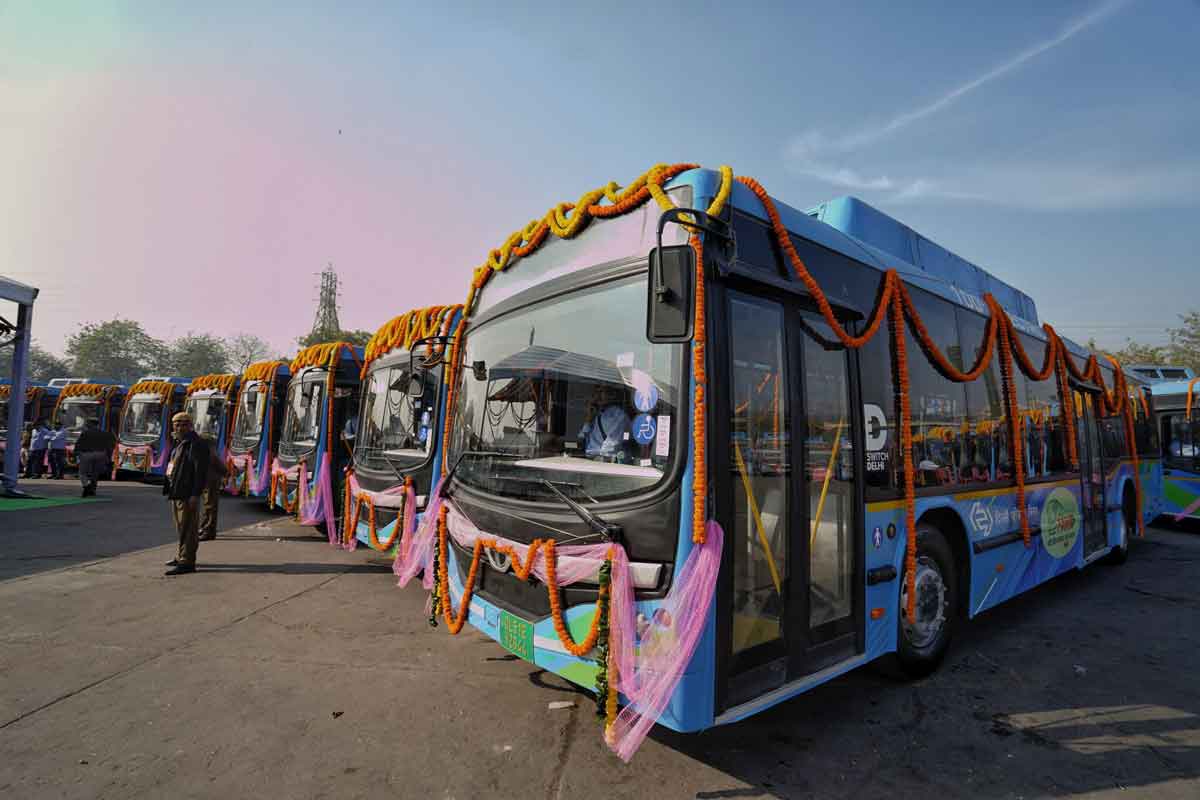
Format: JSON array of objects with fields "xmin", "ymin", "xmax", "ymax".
[
  {"xmin": 1150, "ymin": 378, "xmax": 1200, "ymax": 520},
  {"xmin": 347, "ymin": 305, "xmax": 462, "ymax": 553},
  {"xmin": 429, "ymin": 165, "xmax": 1154, "ymax": 740}
]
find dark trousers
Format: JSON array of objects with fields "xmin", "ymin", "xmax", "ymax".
[
  {"xmin": 48, "ymin": 449, "xmax": 66, "ymax": 478},
  {"xmin": 25, "ymin": 449, "xmax": 46, "ymax": 478},
  {"xmin": 199, "ymin": 472, "xmax": 222, "ymax": 537},
  {"xmin": 173, "ymin": 497, "xmax": 201, "ymax": 566},
  {"xmin": 78, "ymin": 452, "xmax": 107, "ymax": 492}
]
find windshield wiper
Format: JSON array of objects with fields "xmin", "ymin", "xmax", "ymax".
[
  {"xmin": 539, "ymin": 479, "xmax": 622, "ymax": 543},
  {"xmin": 439, "ymin": 450, "xmax": 521, "ymax": 499}
]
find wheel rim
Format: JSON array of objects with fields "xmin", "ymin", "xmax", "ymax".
[{"xmin": 901, "ymin": 556, "xmax": 948, "ymax": 649}]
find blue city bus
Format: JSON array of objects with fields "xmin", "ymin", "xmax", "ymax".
[
  {"xmin": 431, "ymin": 165, "xmax": 1159, "ymax": 736},
  {"xmin": 347, "ymin": 305, "xmax": 463, "ymax": 551},
  {"xmin": 225, "ymin": 360, "xmax": 291, "ymax": 498},
  {"xmin": 51, "ymin": 381, "xmax": 127, "ymax": 471},
  {"xmin": 270, "ymin": 343, "xmax": 363, "ymax": 530},
  {"xmin": 184, "ymin": 374, "xmax": 241, "ymax": 463},
  {"xmin": 1149, "ymin": 378, "xmax": 1200, "ymax": 521},
  {"xmin": 0, "ymin": 381, "xmax": 59, "ymax": 469},
  {"xmin": 116, "ymin": 377, "xmax": 191, "ymax": 479}
]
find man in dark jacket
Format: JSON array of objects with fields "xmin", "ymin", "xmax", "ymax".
[
  {"xmin": 162, "ymin": 412, "xmax": 210, "ymax": 576},
  {"xmin": 74, "ymin": 419, "xmax": 116, "ymax": 497}
]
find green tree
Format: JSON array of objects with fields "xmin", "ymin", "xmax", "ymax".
[
  {"xmin": 225, "ymin": 333, "xmax": 272, "ymax": 373},
  {"xmin": 1110, "ymin": 339, "xmax": 1165, "ymax": 366},
  {"xmin": 66, "ymin": 319, "xmax": 166, "ymax": 385},
  {"xmin": 1, "ymin": 342, "xmax": 72, "ymax": 382},
  {"xmin": 1166, "ymin": 310, "xmax": 1200, "ymax": 374},
  {"xmin": 296, "ymin": 328, "xmax": 373, "ymax": 349},
  {"xmin": 159, "ymin": 333, "xmax": 230, "ymax": 377}
]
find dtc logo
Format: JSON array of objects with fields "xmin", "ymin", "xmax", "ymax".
[{"xmin": 1041, "ymin": 487, "xmax": 1081, "ymax": 559}]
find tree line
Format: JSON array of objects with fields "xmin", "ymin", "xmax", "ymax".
[
  {"xmin": 1093, "ymin": 310, "xmax": 1200, "ymax": 376},
  {"xmin": 3, "ymin": 319, "xmax": 374, "ymax": 385}
]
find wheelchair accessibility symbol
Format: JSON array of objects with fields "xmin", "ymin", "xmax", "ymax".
[{"xmin": 631, "ymin": 414, "xmax": 657, "ymax": 445}]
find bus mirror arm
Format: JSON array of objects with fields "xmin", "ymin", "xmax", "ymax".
[{"xmin": 647, "ymin": 208, "xmax": 734, "ymax": 344}]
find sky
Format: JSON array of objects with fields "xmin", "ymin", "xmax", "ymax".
[{"xmin": 2, "ymin": 0, "xmax": 1198, "ymax": 359}]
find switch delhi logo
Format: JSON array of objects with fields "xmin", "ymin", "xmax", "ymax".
[{"xmin": 1041, "ymin": 487, "xmax": 1081, "ymax": 559}]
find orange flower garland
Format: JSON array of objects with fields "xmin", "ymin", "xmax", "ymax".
[
  {"xmin": 435, "ymin": 508, "xmax": 609, "ymax": 655},
  {"xmin": 1187, "ymin": 376, "xmax": 1200, "ymax": 422},
  {"xmin": 185, "ymin": 373, "xmax": 239, "ymax": 397},
  {"xmin": 360, "ymin": 305, "xmax": 464, "ymax": 379}
]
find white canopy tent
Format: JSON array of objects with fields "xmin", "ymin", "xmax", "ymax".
[{"xmin": 2, "ymin": 275, "xmax": 39, "ymax": 495}]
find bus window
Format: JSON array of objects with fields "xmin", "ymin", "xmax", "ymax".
[
  {"xmin": 1099, "ymin": 417, "xmax": 1126, "ymax": 461},
  {"xmin": 801, "ymin": 314, "xmax": 854, "ymax": 631},
  {"xmin": 1019, "ymin": 334, "xmax": 1069, "ymax": 479},
  {"xmin": 728, "ymin": 293, "xmax": 788, "ymax": 658},
  {"xmin": 958, "ymin": 308, "xmax": 1011, "ymax": 484},
  {"xmin": 904, "ymin": 289, "xmax": 967, "ymax": 488},
  {"xmin": 1163, "ymin": 414, "xmax": 1198, "ymax": 467}
]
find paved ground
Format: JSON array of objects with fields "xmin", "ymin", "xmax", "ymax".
[{"xmin": 1, "ymin": 485, "xmax": 1198, "ymax": 799}]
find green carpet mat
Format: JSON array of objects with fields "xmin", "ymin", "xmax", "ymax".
[{"xmin": 0, "ymin": 495, "xmax": 111, "ymax": 512}]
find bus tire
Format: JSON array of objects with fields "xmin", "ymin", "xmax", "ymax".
[
  {"xmin": 1105, "ymin": 486, "xmax": 1134, "ymax": 565},
  {"xmin": 893, "ymin": 524, "xmax": 957, "ymax": 679}
]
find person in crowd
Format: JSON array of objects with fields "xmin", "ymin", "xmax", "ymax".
[
  {"xmin": 74, "ymin": 418, "xmax": 116, "ymax": 497},
  {"xmin": 25, "ymin": 419, "xmax": 49, "ymax": 478},
  {"xmin": 198, "ymin": 438, "xmax": 227, "ymax": 541},
  {"xmin": 162, "ymin": 413, "xmax": 211, "ymax": 576},
  {"xmin": 48, "ymin": 420, "xmax": 68, "ymax": 479}
]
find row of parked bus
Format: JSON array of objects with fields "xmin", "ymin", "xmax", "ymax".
[{"xmin": 5, "ymin": 164, "xmax": 1196, "ymax": 758}]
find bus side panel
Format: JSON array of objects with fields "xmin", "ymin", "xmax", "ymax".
[
  {"xmin": 1162, "ymin": 467, "xmax": 1200, "ymax": 520},
  {"xmin": 1137, "ymin": 458, "xmax": 1164, "ymax": 522}
]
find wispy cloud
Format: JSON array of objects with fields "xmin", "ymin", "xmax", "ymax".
[{"xmin": 786, "ymin": 0, "xmax": 1137, "ymax": 207}]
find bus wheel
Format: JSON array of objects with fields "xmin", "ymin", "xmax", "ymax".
[
  {"xmin": 894, "ymin": 525, "xmax": 956, "ymax": 678},
  {"xmin": 1105, "ymin": 487, "xmax": 1134, "ymax": 565}
]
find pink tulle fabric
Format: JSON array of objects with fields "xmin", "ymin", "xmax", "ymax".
[
  {"xmin": 270, "ymin": 454, "xmax": 340, "ymax": 546},
  {"xmin": 343, "ymin": 474, "xmax": 416, "ymax": 553},
  {"xmin": 225, "ymin": 453, "xmax": 269, "ymax": 496},
  {"xmin": 389, "ymin": 487, "xmax": 724, "ymax": 762},
  {"xmin": 391, "ymin": 480, "xmax": 444, "ymax": 591},
  {"xmin": 113, "ymin": 442, "xmax": 171, "ymax": 478}
]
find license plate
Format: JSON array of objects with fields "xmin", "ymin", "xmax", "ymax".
[{"xmin": 498, "ymin": 611, "xmax": 534, "ymax": 661}]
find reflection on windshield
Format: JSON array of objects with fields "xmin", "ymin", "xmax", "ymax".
[
  {"xmin": 452, "ymin": 276, "xmax": 681, "ymax": 503},
  {"xmin": 355, "ymin": 360, "xmax": 440, "ymax": 471},
  {"xmin": 0, "ymin": 400, "xmax": 8, "ymax": 434},
  {"xmin": 187, "ymin": 396, "xmax": 226, "ymax": 440},
  {"xmin": 280, "ymin": 375, "xmax": 325, "ymax": 454},
  {"xmin": 57, "ymin": 399, "xmax": 103, "ymax": 440},
  {"xmin": 231, "ymin": 381, "xmax": 267, "ymax": 452},
  {"xmin": 122, "ymin": 400, "xmax": 164, "ymax": 443}
]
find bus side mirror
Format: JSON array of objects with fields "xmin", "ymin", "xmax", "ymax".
[
  {"xmin": 406, "ymin": 374, "xmax": 425, "ymax": 398},
  {"xmin": 646, "ymin": 245, "xmax": 695, "ymax": 343}
]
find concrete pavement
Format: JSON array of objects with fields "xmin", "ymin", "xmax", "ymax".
[{"xmin": 1, "ymin": 486, "xmax": 1199, "ymax": 798}]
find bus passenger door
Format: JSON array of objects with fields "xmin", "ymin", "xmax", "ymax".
[
  {"xmin": 1075, "ymin": 392, "xmax": 1107, "ymax": 557},
  {"xmin": 719, "ymin": 291, "xmax": 861, "ymax": 709}
]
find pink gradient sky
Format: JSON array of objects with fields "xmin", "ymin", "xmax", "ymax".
[{"xmin": 3, "ymin": 65, "xmax": 523, "ymax": 358}]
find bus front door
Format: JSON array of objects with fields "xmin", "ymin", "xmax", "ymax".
[
  {"xmin": 1076, "ymin": 392, "xmax": 1107, "ymax": 558},
  {"xmin": 718, "ymin": 291, "xmax": 862, "ymax": 709}
]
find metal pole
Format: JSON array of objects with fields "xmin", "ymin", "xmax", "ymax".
[{"xmin": 3, "ymin": 302, "xmax": 32, "ymax": 492}]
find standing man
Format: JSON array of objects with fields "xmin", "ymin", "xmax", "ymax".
[
  {"xmin": 198, "ymin": 440, "xmax": 226, "ymax": 541},
  {"xmin": 162, "ymin": 413, "xmax": 210, "ymax": 576},
  {"xmin": 48, "ymin": 420, "xmax": 69, "ymax": 479},
  {"xmin": 75, "ymin": 418, "xmax": 116, "ymax": 497},
  {"xmin": 25, "ymin": 419, "xmax": 49, "ymax": 478}
]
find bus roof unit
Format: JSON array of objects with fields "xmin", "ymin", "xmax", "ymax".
[{"xmin": 807, "ymin": 196, "xmax": 1039, "ymax": 325}]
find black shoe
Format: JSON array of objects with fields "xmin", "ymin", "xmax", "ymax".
[
  {"xmin": 164, "ymin": 564, "xmax": 195, "ymax": 576},
  {"xmin": 165, "ymin": 559, "xmax": 179, "ymax": 567},
  {"xmin": 198, "ymin": 533, "xmax": 216, "ymax": 541}
]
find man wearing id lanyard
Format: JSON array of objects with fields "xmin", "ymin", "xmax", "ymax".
[{"xmin": 162, "ymin": 412, "xmax": 211, "ymax": 576}]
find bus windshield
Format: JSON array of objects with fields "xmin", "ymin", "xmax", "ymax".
[
  {"xmin": 280, "ymin": 374, "xmax": 325, "ymax": 455},
  {"xmin": 450, "ymin": 275, "xmax": 682, "ymax": 503},
  {"xmin": 186, "ymin": 396, "xmax": 226, "ymax": 440},
  {"xmin": 231, "ymin": 381, "xmax": 267, "ymax": 453},
  {"xmin": 355, "ymin": 359, "xmax": 440, "ymax": 471},
  {"xmin": 0, "ymin": 399, "xmax": 8, "ymax": 434},
  {"xmin": 58, "ymin": 398, "xmax": 103, "ymax": 436},
  {"xmin": 121, "ymin": 400, "xmax": 163, "ymax": 443}
]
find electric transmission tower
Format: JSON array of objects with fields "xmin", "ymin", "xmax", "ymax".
[{"xmin": 309, "ymin": 263, "xmax": 342, "ymax": 342}]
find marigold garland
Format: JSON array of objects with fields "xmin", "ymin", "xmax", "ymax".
[
  {"xmin": 185, "ymin": 373, "xmax": 239, "ymax": 397},
  {"xmin": 341, "ymin": 474, "xmax": 412, "ymax": 551},
  {"xmin": 1187, "ymin": 376, "xmax": 1200, "ymax": 422},
  {"xmin": 360, "ymin": 305, "xmax": 463, "ymax": 379}
]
